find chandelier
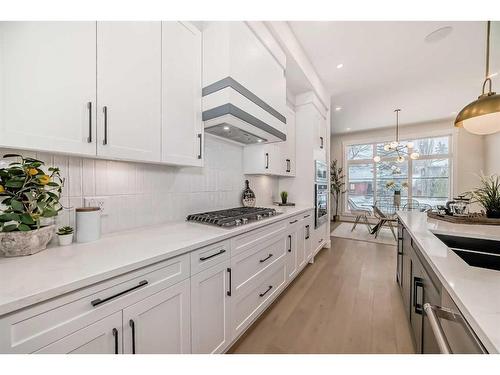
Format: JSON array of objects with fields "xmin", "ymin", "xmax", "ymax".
[{"xmin": 373, "ymin": 109, "xmax": 420, "ymax": 166}]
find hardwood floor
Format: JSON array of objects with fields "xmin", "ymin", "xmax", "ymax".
[{"xmin": 228, "ymin": 235, "xmax": 415, "ymax": 354}]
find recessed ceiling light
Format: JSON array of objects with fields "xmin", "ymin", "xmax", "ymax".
[
  {"xmin": 424, "ymin": 26, "xmax": 453, "ymax": 43},
  {"xmin": 257, "ymin": 139, "xmax": 263, "ymax": 143},
  {"xmin": 346, "ymin": 127, "xmax": 351, "ymax": 131},
  {"xmin": 335, "ymin": 106, "xmax": 342, "ymax": 111},
  {"xmin": 336, "ymin": 63, "xmax": 344, "ymax": 69},
  {"xmin": 223, "ymin": 126, "xmax": 230, "ymax": 131}
]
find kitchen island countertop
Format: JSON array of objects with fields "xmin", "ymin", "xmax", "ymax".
[{"xmin": 397, "ymin": 211, "xmax": 500, "ymax": 353}]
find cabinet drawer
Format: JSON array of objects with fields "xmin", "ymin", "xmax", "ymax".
[
  {"xmin": 231, "ymin": 219, "xmax": 287, "ymax": 257},
  {"xmin": 286, "ymin": 214, "xmax": 303, "ymax": 228},
  {"xmin": 0, "ymin": 254, "xmax": 189, "ymax": 353},
  {"xmin": 190, "ymin": 240, "xmax": 230, "ymax": 275},
  {"xmin": 231, "ymin": 260, "xmax": 286, "ymax": 340},
  {"xmin": 231, "ymin": 235, "xmax": 286, "ymax": 293}
]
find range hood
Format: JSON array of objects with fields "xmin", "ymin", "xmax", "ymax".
[{"xmin": 202, "ymin": 77, "xmax": 287, "ymax": 144}]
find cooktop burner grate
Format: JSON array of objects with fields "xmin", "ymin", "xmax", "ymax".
[{"xmin": 187, "ymin": 207, "xmax": 279, "ymax": 227}]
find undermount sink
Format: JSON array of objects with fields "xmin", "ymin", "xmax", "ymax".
[{"xmin": 434, "ymin": 233, "xmax": 500, "ymax": 271}]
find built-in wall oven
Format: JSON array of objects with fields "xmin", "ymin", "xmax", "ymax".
[{"xmin": 314, "ymin": 160, "xmax": 328, "ymax": 228}]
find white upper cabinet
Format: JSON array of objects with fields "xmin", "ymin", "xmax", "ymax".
[
  {"xmin": 161, "ymin": 22, "xmax": 203, "ymax": 167},
  {"xmin": 0, "ymin": 22, "xmax": 97, "ymax": 155},
  {"xmin": 96, "ymin": 22, "xmax": 162, "ymax": 162},
  {"xmin": 243, "ymin": 143, "xmax": 281, "ymax": 176},
  {"xmin": 279, "ymin": 106, "xmax": 296, "ymax": 176}
]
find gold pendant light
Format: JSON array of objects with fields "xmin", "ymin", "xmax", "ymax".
[{"xmin": 455, "ymin": 21, "xmax": 500, "ymax": 135}]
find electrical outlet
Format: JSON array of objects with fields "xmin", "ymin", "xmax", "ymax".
[{"xmin": 84, "ymin": 197, "xmax": 109, "ymax": 216}]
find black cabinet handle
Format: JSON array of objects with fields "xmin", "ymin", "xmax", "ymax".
[
  {"xmin": 413, "ymin": 277, "xmax": 424, "ymax": 315},
  {"xmin": 227, "ymin": 268, "xmax": 232, "ymax": 296},
  {"xmin": 318, "ymin": 238, "xmax": 323, "ymax": 243},
  {"xmin": 102, "ymin": 106, "xmax": 108, "ymax": 145},
  {"xmin": 289, "ymin": 219, "xmax": 298, "ymax": 224},
  {"xmin": 199, "ymin": 249, "xmax": 226, "ymax": 261},
  {"xmin": 112, "ymin": 328, "xmax": 119, "ymax": 354},
  {"xmin": 320, "ymin": 136, "xmax": 324, "ymax": 149},
  {"xmin": 197, "ymin": 133, "xmax": 202, "ymax": 159},
  {"xmin": 265, "ymin": 153, "xmax": 269, "ymax": 169},
  {"xmin": 303, "ymin": 214, "xmax": 311, "ymax": 218},
  {"xmin": 259, "ymin": 253, "xmax": 273, "ymax": 263},
  {"xmin": 87, "ymin": 102, "xmax": 92, "ymax": 143},
  {"xmin": 259, "ymin": 285, "xmax": 273, "ymax": 297},
  {"xmin": 91, "ymin": 280, "xmax": 148, "ymax": 307},
  {"xmin": 286, "ymin": 159, "xmax": 291, "ymax": 173},
  {"xmin": 305, "ymin": 225, "xmax": 310, "ymax": 239},
  {"xmin": 129, "ymin": 319, "xmax": 136, "ymax": 354},
  {"xmin": 288, "ymin": 235, "xmax": 292, "ymax": 252}
]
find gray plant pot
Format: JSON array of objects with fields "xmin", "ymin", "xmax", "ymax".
[{"xmin": 0, "ymin": 225, "xmax": 55, "ymax": 257}]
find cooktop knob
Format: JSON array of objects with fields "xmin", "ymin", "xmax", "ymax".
[
  {"xmin": 241, "ymin": 218, "xmax": 249, "ymax": 224},
  {"xmin": 235, "ymin": 219, "xmax": 242, "ymax": 226},
  {"xmin": 256, "ymin": 214, "xmax": 263, "ymax": 221}
]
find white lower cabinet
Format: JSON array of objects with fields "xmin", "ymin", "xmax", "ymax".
[
  {"xmin": 122, "ymin": 279, "xmax": 191, "ymax": 354},
  {"xmin": 1, "ymin": 212, "xmax": 320, "ymax": 354},
  {"xmin": 191, "ymin": 260, "xmax": 231, "ymax": 354},
  {"xmin": 35, "ymin": 311, "xmax": 123, "ymax": 354}
]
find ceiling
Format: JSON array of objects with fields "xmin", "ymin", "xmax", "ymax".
[{"xmin": 289, "ymin": 21, "xmax": 500, "ymax": 134}]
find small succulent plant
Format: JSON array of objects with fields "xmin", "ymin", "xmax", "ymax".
[
  {"xmin": 280, "ymin": 191, "xmax": 288, "ymax": 204},
  {"xmin": 57, "ymin": 226, "xmax": 74, "ymax": 235}
]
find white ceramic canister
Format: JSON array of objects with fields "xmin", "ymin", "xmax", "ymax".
[{"xmin": 76, "ymin": 207, "xmax": 101, "ymax": 243}]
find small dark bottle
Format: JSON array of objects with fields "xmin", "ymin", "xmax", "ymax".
[{"xmin": 242, "ymin": 179, "xmax": 256, "ymax": 207}]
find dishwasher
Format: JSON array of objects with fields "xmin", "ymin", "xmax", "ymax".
[{"xmin": 423, "ymin": 288, "xmax": 487, "ymax": 354}]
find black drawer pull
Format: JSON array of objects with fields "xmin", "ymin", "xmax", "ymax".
[
  {"xmin": 318, "ymin": 238, "xmax": 323, "ymax": 243},
  {"xmin": 289, "ymin": 219, "xmax": 298, "ymax": 224},
  {"xmin": 129, "ymin": 319, "xmax": 136, "ymax": 354},
  {"xmin": 199, "ymin": 249, "xmax": 226, "ymax": 261},
  {"xmin": 259, "ymin": 285, "xmax": 273, "ymax": 297},
  {"xmin": 288, "ymin": 234, "xmax": 292, "ymax": 252},
  {"xmin": 303, "ymin": 214, "xmax": 311, "ymax": 218},
  {"xmin": 227, "ymin": 268, "xmax": 232, "ymax": 296},
  {"xmin": 91, "ymin": 280, "xmax": 148, "ymax": 307},
  {"xmin": 112, "ymin": 328, "xmax": 119, "ymax": 354},
  {"xmin": 259, "ymin": 253, "xmax": 273, "ymax": 263},
  {"xmin": 413, "ymin": 277, "xmax": 424, "ymax": 315}
]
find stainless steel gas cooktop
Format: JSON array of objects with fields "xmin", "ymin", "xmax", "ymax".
[{"xmin": 187, "ymin": 207, "xmax": 280, "ymax": 227}]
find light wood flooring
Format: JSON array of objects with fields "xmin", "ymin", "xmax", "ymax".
[{"xmin": 228, "ymin": 235, "xmax": 415, "ymax": 354}]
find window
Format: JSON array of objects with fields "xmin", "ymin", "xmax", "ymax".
[{"xmin": 345, "ymin": 135, "xmax": 451, "ymax": 211}]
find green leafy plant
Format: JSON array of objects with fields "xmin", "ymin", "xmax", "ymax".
[
  {"xmin": 330, "ymin": 160, "xmax": 346, "ymax": 219},
  {"xmin": 280, "ymin": 191, "xmax": 288, "ymax": 204},
  {"xmin": 0, "ymin": 154, "xmax": 64, "ymax": 232},
  {"xmin": 471, "ymin": 174, "xmax": 500, "ymax": 217},
  {"xmin": 57, "ymin": 226, "xmax": 74, "ymax": 235}
]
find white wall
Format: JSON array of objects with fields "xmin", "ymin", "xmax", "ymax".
[
  {"xmin": 0, "ymin": 136, "xmax": 262, "ymax": 234},
  {"xmin": 330, "ymin": 118, "xmax": 485, "ymax": 216},
  {"xmin": 485, "ymin": 132, "xmax": 500, "ymax": 175}
]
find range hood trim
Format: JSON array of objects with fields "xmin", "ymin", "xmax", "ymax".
[{"xmin": 203, "ymin": 103, "xmax": 286, "ymax": 142}]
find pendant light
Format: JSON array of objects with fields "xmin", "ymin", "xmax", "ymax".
[
  {"xmin": 373, "ymin": 109, "xmax": 419, "ymax": 166},
  {"xmin": 455, "ymin": 21, "xmax": 500, "ymax": 135}
]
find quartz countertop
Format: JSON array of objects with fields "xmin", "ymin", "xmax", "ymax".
[
  {"xmin": 0, "ymin": 206, "xmax": 313, "ymax": 317},
  {"xmin": 397, "ymin": 211, "xmax": 500, "ymax": 353}
]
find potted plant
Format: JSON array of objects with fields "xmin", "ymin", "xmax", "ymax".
[
  {"xmin": 472, "ymin": 174, "xmax": 500, "ymax": 218},
  {"xmin": 330, "ymin": 160, "xmax": 345, "ymax": 222},
  {"xmin": 57, "ymin": 226, "xmax": 74, "ymax": 246},
  {"xmin": 0, "ymin": 154, "xmax": 64, "ymax": 257},
  {"xmin": 280, "ymin": 191, "xmax": 288, "ymax": 205},
  {"xmin": 385, "ymin": 180, "xmax": 409, "ymax": 207}
]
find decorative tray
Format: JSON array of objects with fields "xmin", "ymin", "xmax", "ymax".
[{"xmin": 427, "ymin": 211, "xmax": 500, "ymax": 225}]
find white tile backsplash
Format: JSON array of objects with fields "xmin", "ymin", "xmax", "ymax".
[{"xmin": 0, "ymin": 135, "xmax": 271, "ymax": 234}]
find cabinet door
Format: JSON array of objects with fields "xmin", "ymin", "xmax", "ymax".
[
  {"xmin": 191, "ymin": 260, "xmax": 231, "ymax": 354},
  {"xmin": 297, "ymin": 224, "xmax": 307, "ymax": 271},
  {"xmin": 122, "ymin": 279, "xmax": 191, "ymax": 354},
  {"xmin": 162, "ymin": 22, "xmax": 203, "ymax": 167},
  {"xmin": 280, "ymin": 106, "xmax": 296, "ymax": 176},
  {"xmin": 410, "ymin": 258, "xmax": 424, "ymax": 353},
  {"xmin": 0, "ymin": 22, "xmax": 97, "ymax": 155},
  {"xmin": 35, "ymin": 311, "xmax": 122, "ymax": 354},
  {"xmin": 96, "ymin": 22, "xmax": 161, "ymax": 162},
  {"xmin": 285, "ymin": 230, "xmax": 298, "ymax": 281},
  {"xmin": 243, "ymin": 143, "xmax": 281, "ymax": 175}
]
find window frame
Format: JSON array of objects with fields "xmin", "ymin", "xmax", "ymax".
[{"xmin": 343, "ymin": 133, "xmax": 453, "ymax": 213}]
